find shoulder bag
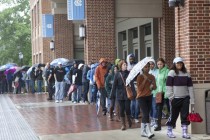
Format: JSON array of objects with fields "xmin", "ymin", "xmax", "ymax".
[{"xmin": 120, "ymin": 73, "xmax": 134, "ymax": 100}]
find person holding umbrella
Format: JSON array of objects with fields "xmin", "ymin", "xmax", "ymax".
[{"xmin": 136, "ymin": 62, "xmax": 156, "ymax": 138}]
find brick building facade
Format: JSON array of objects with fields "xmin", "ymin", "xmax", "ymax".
[{"xmin": 30, "ymin": 0, "xmax": 210, "ymax": 134}]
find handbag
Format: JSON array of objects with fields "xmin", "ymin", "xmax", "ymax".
[
  {"xmin": 67, "ymin": 84, "xmax": 77, "ymax": 96},
  {"xmin": 156, "ymin": 92, "xmax": 163, "ymax": 103},
  {"xmin": 120, "ymin": 73, "xmax": 134, "ymax": 100},
  {"xmin": 187, "ymin": 111, "xmax": 203, "ymax": 123}
]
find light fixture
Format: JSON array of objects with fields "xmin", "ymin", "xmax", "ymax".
[
  {"xmin": 169, "ymin": 0, "xmax": 184, "ymax": 7},
  {"xmin": 19, "ymin": 52, "xmax": 23, "ymax": 59},
  {"xmin": 50, "ymin": 40, "xmax": 54, "ymax": 50},
  {"xmin": 79, "ymin": 24, "xmax": 85, "ymax": 39}
]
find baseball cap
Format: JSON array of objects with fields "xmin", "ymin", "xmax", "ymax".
[{"xmin": 173, "ymin": 57, "xmax": 183, "ymax": 64}]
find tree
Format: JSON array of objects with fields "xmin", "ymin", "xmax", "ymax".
[{"xmin": 0, "ymin": 0, "xmax": 31, "ymax": 66}]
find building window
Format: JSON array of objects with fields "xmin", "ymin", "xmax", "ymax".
[
  {"xmin": 121, "ymin": 31, "xmax": 127, "ymax": 41},
  {"xmin": 147, "ymin": 47, "xmax": 151, "ymax": 57},
  {"xmin": 134, "ymin": 49, "xmax": 139, "ymax": 61},
  {"xmin": 145, "ymin": 24, "xmax": 151, "ymax": 36},
  {"xmin": 124, "ymin": 50, "xmax": 127, "ymax": 59},
  {"xmin": 132, "ymin": 28, "xmax": 138, "ymax": 39}
]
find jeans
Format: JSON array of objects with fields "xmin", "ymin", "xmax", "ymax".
[
  {"xmin": 30, "ymin": 80, "xmax": 35, "ymax": 94},
  {"xmin": 89, "ymin": 84, "xmax": 97, "ymax": 103},
  {"xmin": 55, "ymin": 81, "xmax": 65, "ymax": 101},
  {"xmin": 150, "ymin": 97, "xmax": 158, "ymax": 119},
  {"xmin": 72, "ymin": 85, "xmax": 82, "ymax": 102},
  {"xmin": 99, "ymin": 88, "xmax": 107, "ymax": 112},
  {"xmin": 37, "ymin": 80, "xmax": 43, "ymax": 93},
  {"xmin": 130, "ymin": 99, "xmax": 140, "ymax": 119}
]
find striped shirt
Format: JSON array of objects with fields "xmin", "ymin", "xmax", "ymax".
[{"xmin": 166, "ymin": 70, "xmax": 195, "ymax": 104}]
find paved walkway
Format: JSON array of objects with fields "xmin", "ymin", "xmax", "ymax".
[{"xmin": 0, "ymin": 93, "xmax": 209, "ymax": 140}]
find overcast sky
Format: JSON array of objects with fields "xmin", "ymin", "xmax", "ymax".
[{"xmin": 0, "ymin": 4, "xmax": 9, "ymax": 12}]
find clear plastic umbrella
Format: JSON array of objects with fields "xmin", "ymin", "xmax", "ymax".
[
  {"xmin": 126, "ymin": 57, "xmax": 153, "ymax": 86},
  {"xmin": 50, "ymin": 58, "xmax": 70, "ymax": 67}
]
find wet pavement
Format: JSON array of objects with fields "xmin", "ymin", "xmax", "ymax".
[{"xmin": 0, "ymin": 93, "xmax": 209, "ymax": 140}]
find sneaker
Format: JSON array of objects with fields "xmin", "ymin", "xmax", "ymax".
[
  {"xmin": 134, "ymin": 119, "xmax": 139, "ymax": 123},
  {"xmin": 73, "ymin": 101, "xmax": 77, "ymax": 104},
  {"xmin": 59, "ymin": 100, "xmax": 63, "ymax": 103},
  {"xmin": 55, "ymin": 100, "xmax": 59, "ymax": 103}
]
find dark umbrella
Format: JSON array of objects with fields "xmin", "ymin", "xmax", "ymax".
[
  {"xmin": 27, "ymin": 63, "xmax": 45, "ymax": 75},
  {"xmin": 21, "ymin": 65, "xmax": 30, "ymax": 71}
]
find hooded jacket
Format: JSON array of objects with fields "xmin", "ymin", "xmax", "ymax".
[
  {"xmin": 149, "ymin": 59, "xmax": 158, "ymax": 96},
  {"xmin": 154, "ymin": 66, "xmax": 169, "ymax": 98},
  {"xmin": 94, "ymin": 58, "xmax": 108, "ymax": 89},
  {"xmin": 126, "ymin": 54, "xmax": 136, "ymax": 71}
]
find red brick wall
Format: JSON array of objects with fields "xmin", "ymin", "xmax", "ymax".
[
  {"xmin": 85, "ymin": 0, "xmax": 115, "ymax": 63},
  {"xmin": 159, "ymin": 0, "xmax": 175, "ymax": 67},
  {"xmin": 54, "ymin": 14, "xmax": 74, "ymax": 60},
  {"xmin": 175, "ymin": 0, "xmax": 210, "ymax": 83}
]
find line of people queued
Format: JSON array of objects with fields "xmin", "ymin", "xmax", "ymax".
[
  {"xmin": 69, "ymin": 55, "xmax": 194, "ymax": 139},
  {"xmin": 0, "ymin": 54, "xmax": 195, "ymax": 139}
]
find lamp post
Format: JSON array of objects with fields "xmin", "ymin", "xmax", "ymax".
[
  {"xmin": 50, "ymin": 40, "xmax": 55, "ymax": 60},
  {"xmin": 19, "ymin": 52, "xmax": 23, "ymax": 66}
]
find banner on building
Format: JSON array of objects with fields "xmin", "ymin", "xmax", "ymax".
[
  {"xmin": 67, "ymin": 0, "xmax": 85, "ymax": 20},
  {"xmin": 42, "ymin": 14, "xmax": 54, "ymax": 38}
]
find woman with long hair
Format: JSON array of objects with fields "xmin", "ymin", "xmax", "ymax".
[
  {"xmin": 154, "ymin": 58, "xmax": 169, "ymax": 131},
  {"xmin": 166, "ymin": 57, "xmax": 195, "ymax": 139},
  {"xmin": 111, "ymin": 60, "xmax": 132, "ymax": 130}
]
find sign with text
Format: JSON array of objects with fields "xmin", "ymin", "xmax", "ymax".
[
  {"xmin": 67, "ymin": 0, "xmax": 85, "ymax": 20},
  {"xmin": 42, "ymin": 14, "xmax": 54, "ymax": 38}
]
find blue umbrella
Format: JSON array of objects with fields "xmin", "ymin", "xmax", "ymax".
[
  {"xmin": 0, "ymin": 63, "xmax": 17, "ymax": 71},
  {"xmin": 50, "ymin": 58, "xmax": 70, "ymax": 67}
]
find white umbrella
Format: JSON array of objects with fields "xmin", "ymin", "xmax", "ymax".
[{"xmin": 126, "ymin": 57, "xmax": 153, "ymax": 86}]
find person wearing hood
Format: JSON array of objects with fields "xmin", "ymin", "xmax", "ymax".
[
  {"xmin": 95, "ymin": 58, "xmax": 108, "ymax": 115},
  {"xmin": 87, "ymin": 63, "xmax": 98, "ymax": 103},
  {"xmin": 153, "ymin": 58, "xmax": 170, "ymax": 131},
  {"xmin": 149, "ymin": 59, "xmax": 159, "ymax": 128},
  {"xmin": 72, "ymin": 63, "xmax": 84, "ymax": 103},
  {"xmin": 126, "ymin": 54, "xmax": 136, "ymax": 71},
  {"xmin": 108, "ymin": 64, "xmax": 120, "ymax": 121},
  {"xmin": 126, "ymin": 54, "xmax": 139, "ymax": 123}
]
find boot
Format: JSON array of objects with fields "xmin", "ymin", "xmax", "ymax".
[
  {"xmin": 109, "ymin": 107, "xmax": 114, "ymax": 121},
  {"xmin": 154, "ymin": 119, "xmax": 161, "ymax": 131},
  {"xmin": 141, "ymin": 123, "xmax": 147, "ymax": 137},
  {"xmin": 116, "ymin": 104, "xmax": 121, "ymax": 122},
  {"xmin": 182, "ymin": 125, "xmax": 191, "ymax": 139},
  {"xmin": 121, "ymin": 117, "xmax": 126, "ymax": 130},
  {"xmin": 167, "ymin": 126, "xmax": 176, "ymax": 138},
  {"xmin": 145, "ymin": 123, "xmax": 155, "ymax": 138},
  {"xmin": 127, "ymin": 115, "xmax": 132, "ymax": 128}
]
